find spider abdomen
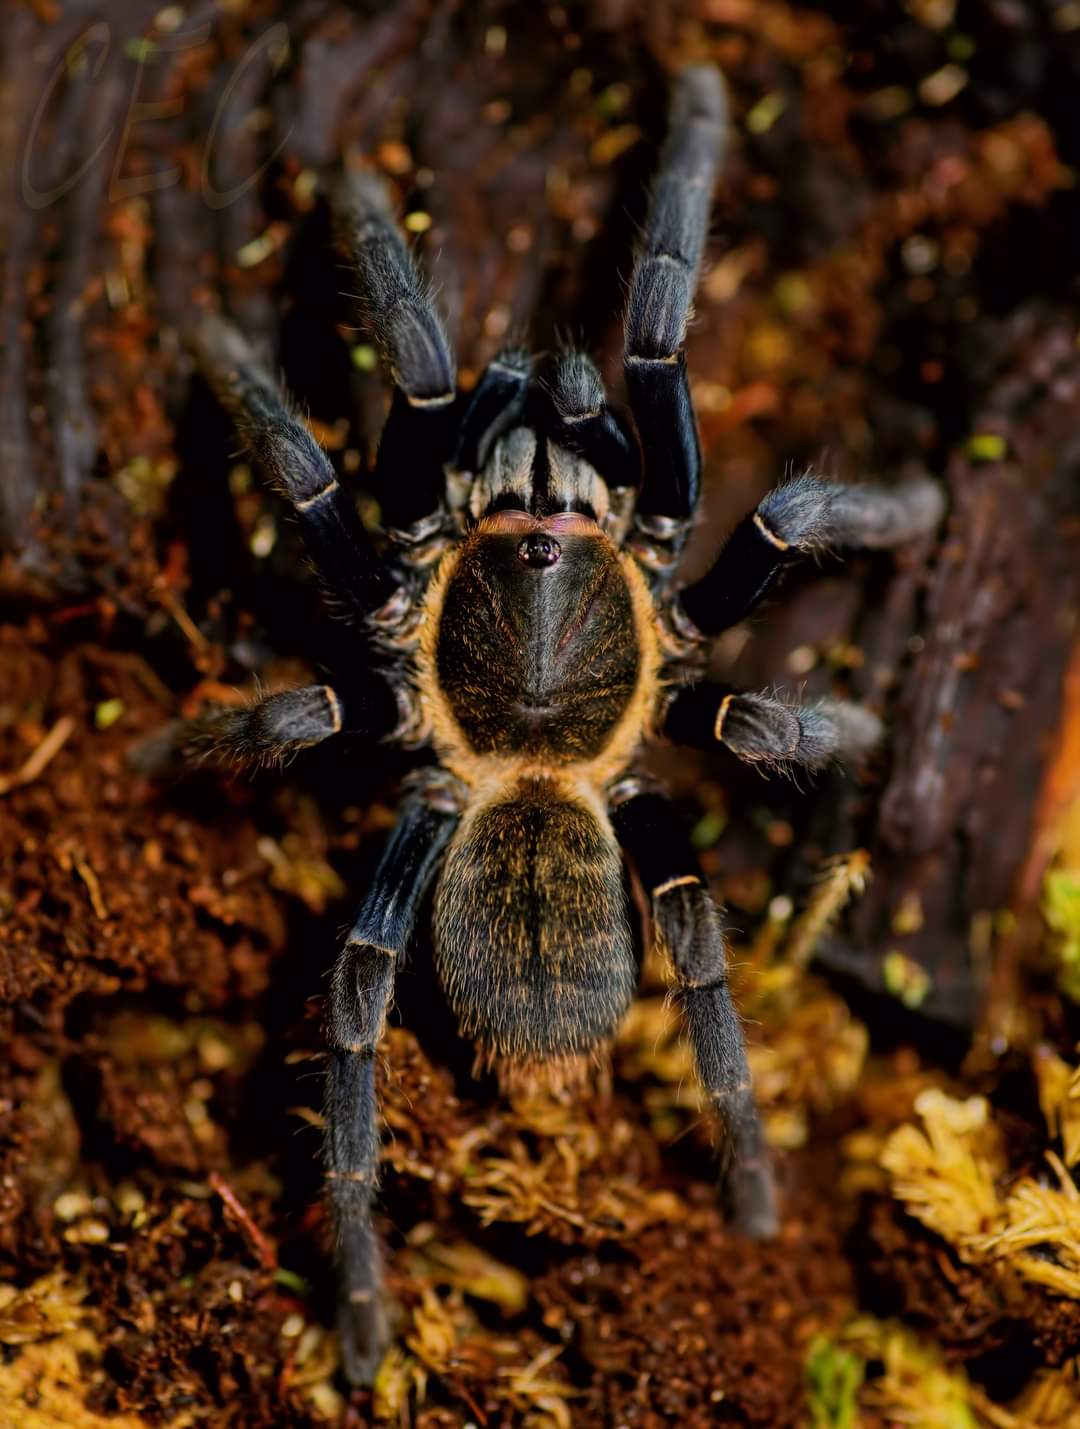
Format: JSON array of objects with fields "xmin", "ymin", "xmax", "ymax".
[{"xmin": 432, "ymin": 776, "xmax": 636, "ymax": 1066}]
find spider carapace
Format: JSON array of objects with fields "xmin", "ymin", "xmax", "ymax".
[{"xmin": 183, "ymin": 65, "xmax": 944, "ymax": 1382}]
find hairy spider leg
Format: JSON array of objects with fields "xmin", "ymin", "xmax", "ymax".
[
  {"xmin": 452, "ymin": 349, "xmax": 533, "ymax": 479},
  {"xmin": 324, "ymin": 789, "xmax": 459, "ymax": 1385},
  {"xmin": 335, "ymin": 171, "xmax": 458, "ymax": 535},
  {"xmin": 193, "ymin": 313, "xmax": 396, "ymax": 624},
  {"xmin": 611, "ymin": 782, "xmax": 777, "ymax": 1237},
  {"xmin": 545, "ymin": 350, "xmax": 640, "ymax": 495},
  {"xmin": 133, "ymin": 680, "xmax": 401, "ymax": 777},
  {"xmin": 675, "ymin": 471, "xmax": 946, "ymax": 637},
  {"xmin": 622, "ymin": 65, "xmax": 729, "ymax": 578},
  {"xmin": 665, "ymin": 684, "xmax": 883, "ymax": 772}
]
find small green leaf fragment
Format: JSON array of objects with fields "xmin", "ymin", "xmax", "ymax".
[
  {"xmin": 273, "ymin": 1266, "xmax": 311, "ymax": 1296},
  {"xmin": 94, "ymin": 699, "xmax": 126, "ymax": 730},
  {"xmin": 124, "ymin": 36, "xmax": 159, "ymax": 63},
  {"xmin": 690, "ymin": 809, "xmax": 726, "ymax": 851},
  {"xmin": 948, "ymin": 33, "xmax": 976, "ymax": 61},
  {"xmin": 965, "ymin": 432, "xmax": 1007, "ymax": 462},
  {"xmin": 746, "ymin": 91, "xmax": 788, "ymax": 135},
  {"xmin": 595, "ymin": 82, "xmax": 630, "ymax": 119},
  {"xmin": 883, "ymin": 950, "xmax": 932, "ymax": 1008}
]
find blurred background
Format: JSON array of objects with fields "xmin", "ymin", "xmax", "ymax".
[{"xmin": 2, "ymin": 2, "xmax": 1080, "ymax": 1424}]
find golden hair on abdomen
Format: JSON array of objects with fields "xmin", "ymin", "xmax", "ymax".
[{"xmin": 433, "ymin": 774, "xmax": 636, "ymax": 1064}]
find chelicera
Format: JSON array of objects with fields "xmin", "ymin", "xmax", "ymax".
[{"xmin": 178, "ymin": 65, "xmax": 943, "ymax": 1381}]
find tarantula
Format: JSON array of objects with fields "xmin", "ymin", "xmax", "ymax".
[{"xmin": 183, "ymin": 65, "xmax": 943, "ymax": 1382}]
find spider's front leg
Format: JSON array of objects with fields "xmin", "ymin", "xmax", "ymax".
[
  {"xmin": 623, "ymin": 65, "xmax": 729, "ymax": 576},
  {"xmin": 611, "ymin": 782, "xmax": 778, "ymax": 1238},
  {"xmin": 193, "ymin": 314, "xmax": 396, "ymax": 624},
  {"xmin": 334, "ymin": 172, "xmax": 458, "ymax": 539},
  {"xmin": 623, "ymin": 67, "xmax": 946, "ymax": 601},
  {"xmin": 325, "ymin": 787, "xmax": 459, "ymax": 1385}
]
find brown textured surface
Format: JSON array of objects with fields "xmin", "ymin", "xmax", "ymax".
[{"xmin": 3, "ymin": 1, "xmax": 1080, "ymax": 1424}]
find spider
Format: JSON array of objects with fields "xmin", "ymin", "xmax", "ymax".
[{"xmin": 181, "ymin": 65, "xmax": 943, "ymax": 1383}]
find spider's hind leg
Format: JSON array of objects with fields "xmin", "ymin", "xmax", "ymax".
[
  {"xmin": 324, "ymin": 786, "xmax": 459, "ymax": 1385},
  {"xmin": 611, "ymin": 782, "xmax": 778, "ymax": 1238}
]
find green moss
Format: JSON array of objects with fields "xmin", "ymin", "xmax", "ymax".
[
  {"xmin": 1044, "ymin": 868, "xmax": 1080, "ymax": 1001},
  {"xmin": 805, "ymin": 1336, "xmax": 864, "ymax": 1429},
  {"xmin": 883, "ymin": 950, "xmax": 932, "ymax": 1009}
]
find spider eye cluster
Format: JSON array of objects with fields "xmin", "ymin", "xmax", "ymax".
[{"xmin": 517, "ymin": 533, "xmax": 562, "ymax": 567}]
